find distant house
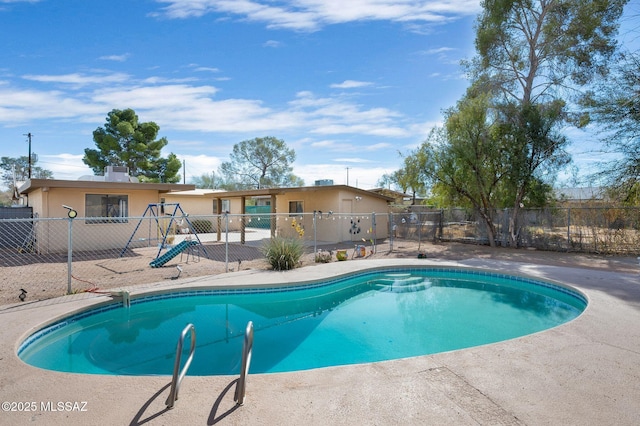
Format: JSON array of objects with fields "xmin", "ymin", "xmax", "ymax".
[
  {"xmin": 555, "ymin": 187, "xmax": 606, "ymax": 206},
  {"xmin": 368, "ymin": 188, "xmax": 410, "ymax": 205}
]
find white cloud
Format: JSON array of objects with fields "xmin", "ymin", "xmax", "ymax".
[
  {"xmin": 99, "ymin": 54, "xmax": 130, "ymax": 62},
  {"xmin": 22, "ymin": 72, "xmax": 131, "ymax": 87},
  {"xmin": 38, "ymin": 154, "xmax": 93, "ymax": 181},
  {"xmin": 193, "ymin": 66, "xmax": 220, "ymax": 72},
  {"xmin": 333, "ymin": 157, "xmax": 374, "ymax": 163},
  {"xmin": 293, "ymin": 162, "xmax": 389, "ymax": 189},
  {"xmin": 36, "ymin": 152, "xmax": 223, "ymax": 184},
  {"xmin": 263, "ymin": 40, "xmax": 282, "ymax": 48},
  {"xmin": 0, "ymin": 87, "xmax": 105, "ymax": 123},
  {"xmin": 0, "ymin": 71, "xmax": 415, "ymax": 143},
  {"xmin": 421, "ymin": 47, "xmax": 456, "ymax": 55},
  {"xmin": 289, "ymin": 91, "xmax": 409, "ymax": 137},
  {"xmin": 154, "ymin": 0, "xmax": 481, "ymax": 31},
  {"xmin": 330, "ymin": 80, "xmax": 373, "ymax": 89},
  {"xmin": 176, "ymin": 154, "xmax": 222, "ymax": 181},
  {"xmin": 92, "ymin": 84, "xmax": 220, "ymax": 111},
  {"xmin": 310, "ymin": 139, "xmax": 338, "ymax": 149}
]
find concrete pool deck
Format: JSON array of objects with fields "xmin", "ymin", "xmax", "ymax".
[{"xmin": 1, "ymin": 257, "xmax": 639, "ymax": 425}]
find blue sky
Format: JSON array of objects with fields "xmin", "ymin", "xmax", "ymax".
[{"xmin": 0, "ymin": 0, "xmax": 637, "ymax": 190}]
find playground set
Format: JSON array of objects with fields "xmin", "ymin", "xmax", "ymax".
[{"xmin": 120, "ymin": 203, "xmax": 208, "ymax": 268}]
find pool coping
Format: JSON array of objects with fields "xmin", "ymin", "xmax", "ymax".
[{"xmin": 1, "ymin": 258, "xmax": 639, "ymax": 425}]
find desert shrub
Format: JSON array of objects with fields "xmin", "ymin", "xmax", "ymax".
[
  {"xmin": 191, "ymin": 219, "xmax": 213, "ymax": 234},
  {"xmin": 314, "ymin": 250, "xmax": 332, "ymax": 263},
  {"xmin": 261, "ymin": 237, "xmax": 304, "ymax": 270}
]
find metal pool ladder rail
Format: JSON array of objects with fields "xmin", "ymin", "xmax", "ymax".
[
  {"xmin": 166, "ymin": 323, "xmax": 196, "ymax": 409},
  {"xmin": 234, "ymin": 321, "xmax": 254, "ymax": 406}
]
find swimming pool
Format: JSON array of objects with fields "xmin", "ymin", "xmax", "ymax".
[{"xmin": 18, "ymin": 267, "xmax": 587, "ymax": 376}]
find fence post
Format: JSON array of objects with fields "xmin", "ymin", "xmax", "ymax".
[
  {"xmin": 567, "ymin": 207, "xmax": 571, "ymax": 250},
  {"xmin": 417, "ymin": 211, "xmax": 422, "ymax": 250},
  {"xmin": 313, "ymin": 210, "xmax": 317, "ymax": 255},
  {"xmin": 67, "ymin": 217, "xmax": 74, "ymax": 294},
  {"xmin": 502, "ymin": 208, "xmax": 508, "ymax": 247},
  {"xmin": 224, "ymin": 212, "xmax": 229, "ymax": 273},
  {"xmin": 389, "ymin": 213, "xmax": 394, "ymax": 252},
  {"xmin": 371, "ymin": 212, "xmax": 376, "ymax": 254}
]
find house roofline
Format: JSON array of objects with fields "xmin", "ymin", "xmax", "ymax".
[
  {"xmin": 18, "ymin": 179, "xmax": 196, "ymax": 194},
  {"xmin": 203, "ymin": 185, "xmax": 395, "ymax": 202}
]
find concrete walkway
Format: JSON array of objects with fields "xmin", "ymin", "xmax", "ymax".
[{"xmin": 1, "ymin": 258, "xmax": 639, "ymax": 425}]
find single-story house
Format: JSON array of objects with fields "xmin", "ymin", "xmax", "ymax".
[
  {"xmin": 18, "ymin": 170, "xmax": 394, "ymax": 252},
  {"xmin": 18, "ymin": 170, "xmax": 195, "ymax": 253},
  {"xmin": 164, "ymin": 185, "xmax": 394, "ymax": 243}
]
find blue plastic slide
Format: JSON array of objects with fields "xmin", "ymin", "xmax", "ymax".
[{"xmin": 149, "ymin": 240, "xmax": 199, "ymax": 268}]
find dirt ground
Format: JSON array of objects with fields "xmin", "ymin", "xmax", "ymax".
[{"xmin": 1, "ymin": 240, "xmax": 638, "ymax": 307}]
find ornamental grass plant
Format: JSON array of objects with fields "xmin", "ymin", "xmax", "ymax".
[{"xmin": 261, "ymin": 236, "xmax": 305, "ymax": 270}]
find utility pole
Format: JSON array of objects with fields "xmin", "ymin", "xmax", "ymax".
[
  {"xmin": 24, "ymin": 132, "xmax": 33, "ymax": 179},
  {"xmin": 345, "ymin": 167, "xmax": 350, "ymax": 186},
  {"xmin": 183, "ymin": 159, "xmax": 186, "ymax": 184}
]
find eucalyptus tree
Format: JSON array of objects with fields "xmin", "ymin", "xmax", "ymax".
[
  {"xmin": 581, "ymin": 51, "xmax": 640, "ymax": 204},
  {"xmin": 1, "ymin": 155, "xmax": 53, "ymax": 186},
  {"xmin": 219, "ymin": 136, "xmax": 301, "ymax": 189},
  {"xmin": 83, "ymin": 108, "xmax": 181, "ymax": 183},
  {"xmin": 378, "ymin": 153, "xmax": 428, "ymax": 202},
  {"xmin": 475, "ymin": 0, "xmax": 627, "ymax": 104},
  {"xmin": 469, "ymin": 0, "xmax": 627, "ymax": 244},
  {"xmin": 0, "ymin": 155, "xmax": 53, "ymax": 199}
]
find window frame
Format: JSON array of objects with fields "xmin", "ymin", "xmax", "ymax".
[
  {"xmin": 84, "ymin": 194, "xmax": 129, "ymax": 224},
  {"xmin": 288, "ymin": 200, "xmax": 303, "ymax": 216}
]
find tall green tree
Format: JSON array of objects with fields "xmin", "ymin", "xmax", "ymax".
[
  {"xmin": 474, "ymin": 0, "xmax": 627, "ymax": 104},
  {"xmin": 377, "ymin": 156, "xmax": 427, "ymax": 203},
  {"xmin": 581, "ymin": 51, "xmax": 640, "ymax": 204},
  {"xmin": 219, "ymin": 136, "xmax": 302, "ymax": 189},
  {"xmin": 190, "ymin": 172, "xmax": 223, "ymax": 189},
  {"xmin": 419, "ymin": 93, "xmax": 508, "ymax": 245},
  {"xmin": 467, "ymin": 0, "xmax": 625, "ymax": 244},
  {"xmin": 1, "ymin": 155, "xmax": 54, "ymax": 185},
  {"xmin": 83, "ymin": 109, "xmax": 181, "ymax": 183},
  {"xmin": 410, "ymin": 90, "xmax": 569, "ymax": 246},
  {"xmin": 1, "ymin": 155, "xmax": 53, "ymax": 196}
]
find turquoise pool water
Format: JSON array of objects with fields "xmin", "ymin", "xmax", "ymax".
[{"xmin": 18, "ymin": 268, "xmax": 586, "ymax": 376}]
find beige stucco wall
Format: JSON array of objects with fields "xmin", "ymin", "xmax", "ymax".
[
  {"xmin": 161, "ymin": 194, "xmax": 215, "ymax": 216},
  {"xmin": 28, "ymin": 187, "xmax": 164, "ymax": 253},
  {"xmin": 274, "ymin": 188, "xmax": 389, "ymax": 243},
  {"xmin": 29, "ymin": 186, "xmax": 162, "ymax": 218},
  {"xmin": 26, "ymin": 186, "xmax": 391, "ymax": 252}
]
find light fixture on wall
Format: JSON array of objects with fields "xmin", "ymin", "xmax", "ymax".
[
  {"xmin": 62, "ymin": 204, "xmax": 77, "ymax": 219},
  {"xmin": 355, "ymin": 196, "xmax": 362, "ymax": 201}
]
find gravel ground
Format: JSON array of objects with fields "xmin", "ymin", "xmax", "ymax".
[{"xmin": 1, "ymin": 240, "xmax": 638, "ymax": 306}]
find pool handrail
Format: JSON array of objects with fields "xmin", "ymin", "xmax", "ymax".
[
  {"xmin": 165, "ymin": 323, "xmax": 196, "ymax": 409},
  {"xmin": 234, "ymin": 321, "xmax": 254, "ymax": 406}
]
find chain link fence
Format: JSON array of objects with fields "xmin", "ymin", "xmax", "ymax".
[
  {"xmin": 0, "ymin": 211, "xmax": 391, "ymax": 302},
  {"xmin": 436, "ymin": 207, "xmax": 640, "ymax": 253},
  {"xmin": 1, "ymin": 207, "xmax": 638, "ymax": 303}
]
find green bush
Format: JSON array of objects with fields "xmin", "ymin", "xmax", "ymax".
[
  {"xmin": 261, "ymin": 237, "xmax": 304, "ymax": 271},
  {"xmin": 191, "ymin": 219, "xmax": 213, "ymax": 234}
]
